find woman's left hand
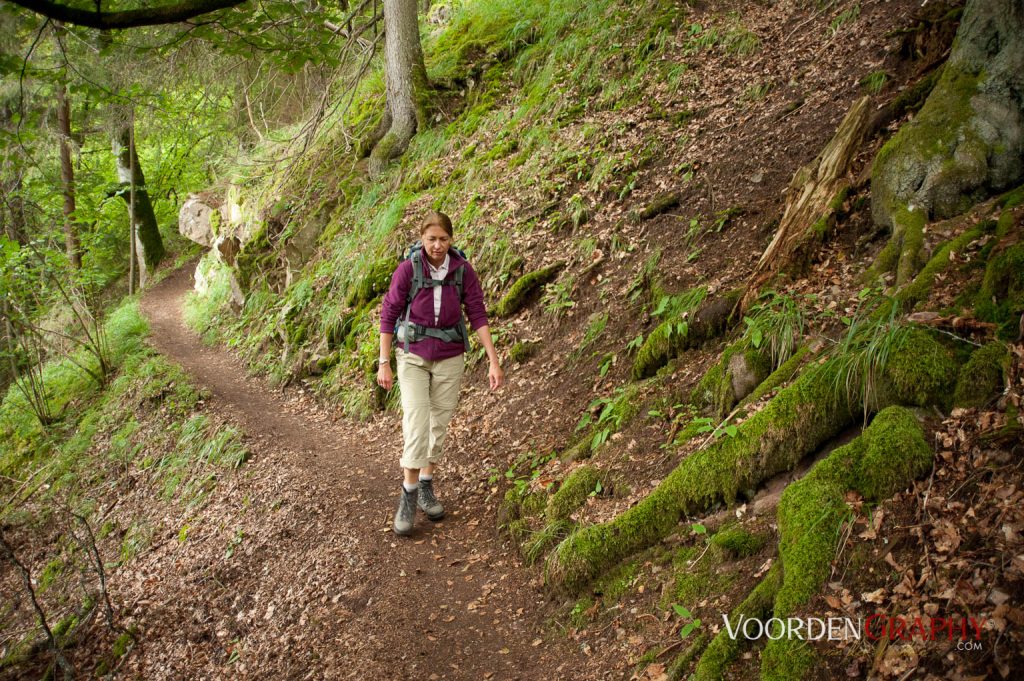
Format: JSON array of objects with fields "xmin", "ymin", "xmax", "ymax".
[{"xmin": 488, "ymin": 361, "xmax": 504, "ymax": 391}]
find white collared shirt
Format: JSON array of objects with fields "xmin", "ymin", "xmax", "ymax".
[{"xmin": 427, "ymin": 253, "xmax": 450, "ymax": 324}]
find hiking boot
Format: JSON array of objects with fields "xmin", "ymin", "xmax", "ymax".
[
  {"xmin": 393, "ymin": 486, "xmax": 418, "ymax": 536},
  {"xmin": 417, "ymin": 478, "xmax": 445, "ymax": 521}
]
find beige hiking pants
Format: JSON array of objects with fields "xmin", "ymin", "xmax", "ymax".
[{"xmin": 396, "ymin": 349, "xmax": 465, "ymax": 470}]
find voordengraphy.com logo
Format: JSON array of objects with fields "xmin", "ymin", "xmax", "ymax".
[{"xmin": 722, "ymin": 615, "xmax": 987, "ymax": 643}]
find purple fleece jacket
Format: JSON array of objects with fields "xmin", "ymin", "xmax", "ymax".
[{"xmin": 379, "ymin": 250, "xmax": 489, "ymax": 361}]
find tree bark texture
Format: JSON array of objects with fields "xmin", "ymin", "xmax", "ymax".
[
  {"xmin": 870, "ymin": 0, "xmax": 1024, "ymax": 283},
  {"xmin": 112, "ymin": 115, "xmax": 164, "ymax": 284},
  {"xmin": 367, "ymin": 0, "xmax": 429, "ymax": 177},
  {"xmin": 55, "ymin": 67, "xmax": 82, "ymax": 269}
]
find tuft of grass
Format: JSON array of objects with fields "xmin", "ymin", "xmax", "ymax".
[
  {"xmin": 573, "ymin": 312, "xmax": 609, "ymax": 361},
  {"xmin": 859, "ymin": 70, "xmax": 889, "ymax": 95},
  {"xmin": 541, "ymin": 273, "xmax": 577, "ymax": 320},
  {"xmin": 826, "ymin": 294, "xmax": 910, "ymax": 422},
  {"xmin": 741, "ymin": 292, "xmax": 806, "ymax": 371},
  {"xmin": 827, "ymin": 3, "xmax": 860, "ymax": 37},
  {"xmin": 741, "ymin": 80, "xmax": 774, "ymax": 103}
]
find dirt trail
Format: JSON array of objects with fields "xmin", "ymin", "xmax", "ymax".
[{"xmin": 135, "ymin": 262, "xmax": 595, "ymax": 680}]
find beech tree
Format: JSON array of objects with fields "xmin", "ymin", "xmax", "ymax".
[
  {"xmin": 111, "ymin": 106, "xmax": 164, "ymax": 285},
  {"xmin": 360, "ymin": 0, "xmax": 428, "ymax": 177}
]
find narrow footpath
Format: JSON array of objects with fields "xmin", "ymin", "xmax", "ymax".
[{"xmin": 132, "ymin": 262, "xmax": 598, "ymax": 680}]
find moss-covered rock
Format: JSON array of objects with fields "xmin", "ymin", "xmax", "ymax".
[
  {"xmin": 954, "ymin": 341, "xmax": 1010, "ymax": 408},
  {"xmin": 508, "ymin": 340, "xmax": 540, "ymax": 363},
  {"xmin": 493, "ymin": 262, "xmax": 565, "ymax": 317},
  {"xmin": 691, "ymin": 341, "xmax": 772, "ymax": 418},
  {"xmin": 546, "ymin": 331, "xmax": 955, "ymax": 594}
]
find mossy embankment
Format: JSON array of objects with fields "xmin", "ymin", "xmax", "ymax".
[{"xmin": 186, "ymin": 0, "xmax": 690, "ymax": 416}]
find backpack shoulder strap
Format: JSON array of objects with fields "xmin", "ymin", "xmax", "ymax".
[{"xmin": 406, "ymin": 247, "xmax": 425, "ymax": 305}]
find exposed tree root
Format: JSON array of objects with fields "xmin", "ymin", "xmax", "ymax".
[
  {"xmin": 760, "ymin": 406, "xmax": 933, "ymax": 679},
  {"xmin": 632, "ymin": 290, "xmax": 742, "ymax": 380},
  {"xmin": 545, "ymin": 330, "xmax": 956, "ymax": 594}
]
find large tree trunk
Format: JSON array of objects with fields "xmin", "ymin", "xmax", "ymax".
[
  {"xmin": 365, "ymin": 0, "xmax": 429, "ymax": 177},
  {"xmin": 112, "ymin": 108, "xmax": 164, "ymax": 286},
  {"xmin": 55, "ymin": 62, "xmax": 82, "ymax": 270},
  {"xmin": 870, "ymin": 0, "xmax": 1024, "ymax": 286}
]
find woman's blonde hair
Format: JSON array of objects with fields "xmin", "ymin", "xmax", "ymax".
[{"xmin": 421, "ymin": 211, "xmax": 453, "ymax": 237}]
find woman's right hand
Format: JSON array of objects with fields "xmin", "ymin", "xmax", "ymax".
[{"xmin": 377, "ymin": 363, "xmax": 393, "ymax": 390}]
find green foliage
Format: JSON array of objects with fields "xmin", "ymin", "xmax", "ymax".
[
  {"xmin": 573, "ymin": 312, "xmax": 608, "ymax": 361},
  {"xmin": 825, "ymin": 294, "xmax": 911, "ymax": 420},
  {"xmin": 540, "ymin": 272, "xmax": 577, "ymax": 319},
  {"xmin": 632, "ymin": 287, "xmax": 709, "ymax": 379},
  {"xmin": 672, "ymin": 604, "xmax": 703, "ymax": 640},
  {"xmin": 741, "ymin": 291, "xmax": 806, "ymax": 371},
  {"xmin": 860, "ymin": 70, "xmax": 889, "ymax": 94},
  {"xmin": 575, "ymin": 384, "xmax": 644, "ymax": 454},
  {"xmin": 827, "ymin": 4, "xmax": 861, "ymax": 37}
]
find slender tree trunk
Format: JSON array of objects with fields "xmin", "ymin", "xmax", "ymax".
[
  {"xmin": 366, "ymin": 0, "xmax": 429, "ymax": 176},
  {"xmin": 55, "ymin": 62, "xmax": 82, "ymax": 269},
  {"xmin": 111, "ymin": 107, "xmax": 163, "ymax": 285}
]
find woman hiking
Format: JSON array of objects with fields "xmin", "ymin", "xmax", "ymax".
[{"xmin": 377, "ymin": 211, "xmax": 504, "ymax": 536}]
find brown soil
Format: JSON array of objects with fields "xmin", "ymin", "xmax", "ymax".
[{"xmin": 118, "ymin": 262, "xmax": 601, "ymax": 680}]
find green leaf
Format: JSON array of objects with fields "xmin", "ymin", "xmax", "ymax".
[
  {"xmin": 672, "ymin": 604, "xmax": 691, "ymax": 619},
  {"xmin": 723, "ymin": 425, "xmax": 738, "ymax": 437},
  {"xmin": 691, "ymin": 523, "xmax": 707, "ymax": 535},
  {"xmin": 652, "ymin": 296, "xmax": 670, "ymax": 317},
  {"xmin": 680, "ymin": 619, "xmax": 702, "ymax": 638},
  {"xmin": 751, "ymin": 327, "xmax": 763, "ymax": 348}
]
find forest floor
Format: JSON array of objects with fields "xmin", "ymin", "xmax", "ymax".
[{"xmin": 125, "ymin": 262, "xmax": 605, "ymax": 680}]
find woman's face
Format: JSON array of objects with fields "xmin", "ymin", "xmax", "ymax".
[{"xmin": 422, "ymin": 225, "xmax": 452, "ymax": 265}]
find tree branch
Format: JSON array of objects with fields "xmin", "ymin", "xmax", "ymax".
[{"xmin": 6, "ymin": 0, "xmax": 248, "ymax": 29}]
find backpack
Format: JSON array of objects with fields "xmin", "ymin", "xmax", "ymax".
[{"xmin": 394, "ymin": 242, "xmax": 470, "ymax": 353}]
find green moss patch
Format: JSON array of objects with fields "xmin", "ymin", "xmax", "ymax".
[
  {"xmin": 974, "ymin": 243, "xmax": 1024, "ymax": 340},
  {"xmin": 954, "ymin": 341, "xmax": 1010, "ymax": 408},
  {"xmin": 760, "ymin": 406, "xmax": 932, "ymax": 680},
  {"xmin": 692, "ymin": 564, "xmax": 782, "ymax": 681},
  {"xmin": 547, "ymin": 466, "xmax": 604, "ymax": 522},
  {"xmin": 493, "ymin": 262, "xmax": 565, "ymax": 317}
]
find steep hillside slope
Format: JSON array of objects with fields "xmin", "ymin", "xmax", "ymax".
[{"xmin": 4, "ymin": 0, "xmax": 1019, "ymax": 678}]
